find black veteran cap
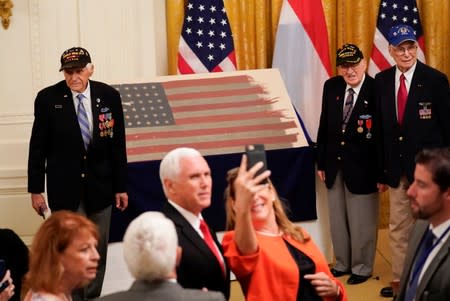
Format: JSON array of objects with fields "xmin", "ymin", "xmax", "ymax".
[
  {"xmin": 59, "ymin": 47, "xmax": 91, "ymax": 71},
  {"xmin": 336, "ymin": 44, "xmax": 364, "ymax": 66}
]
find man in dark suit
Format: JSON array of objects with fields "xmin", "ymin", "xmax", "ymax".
[
  {"xmin": 159, "ymin": 147, "xmax": 230, "ymax": 300},
  {"xmin": 396, "ymin": 147, "xmax": 450, "ymax": 301},
  {"xmin": 27, "ymin": 47, "xmax": 129, "ymax": 300},
  {"xmin": 96, "ymin": 211, "xmax": 225, "ymax": 301},
  {"xmin": 317, "ymin": 44, "xmax": 382, "ymax": 285},
  {"xmin": 375, "ymin": 25, "xmax": 450, "ymax": 298}
]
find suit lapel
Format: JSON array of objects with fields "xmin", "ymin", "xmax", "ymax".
[
  {"xmin": 347, "ymin": 77, "xmax": 370, "ymax": 130},
  {"xmin": 164, "ymin": 203, "xmax": 218, "ymax": 258},
  {"xmin": 61, "ymin": 85, "xmax": 86, "ymax": 150},
  {"xmin": 416, "ymin": 227, "xmax": 450, "ymax": 296},
  {"xmin": 403, "ymin": 61, "xmax": 425, "ymax": 126},
  {"xmin": 90, "ymin": 81, "xmax": 101, "ymax": 147}
]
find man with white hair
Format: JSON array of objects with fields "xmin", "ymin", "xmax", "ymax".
[
  {"xmin": 160, "ymin": 147, "xmax": 230, "ymax": 299},
  {"xmin": 97, "ymin": 212, "xmax": 225, "ymax": 301}
]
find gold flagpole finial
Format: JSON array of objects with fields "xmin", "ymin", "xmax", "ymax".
[{"xmin": 0, "ymin": 0, "xmax": 13, "ymax": 30}]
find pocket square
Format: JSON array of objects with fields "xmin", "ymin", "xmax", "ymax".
[{"xmin": 55, "ymin": 105, "xmax": 62, "ymax": 109}]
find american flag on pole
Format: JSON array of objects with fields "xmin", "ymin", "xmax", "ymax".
[
  {"xmin": 113, "ymin": 70, "xmax": 307, "ymax": 163},
  {"xmin": 177, "ymin": 0, "xmax": 237, "ymax": 74},
  {"xmin": 368, "ymin": 0, "xmax": 425, "ymax": 76},
  {"xmin": 272, "ymin": 0, "xmax": 332, "ymax": 143}
]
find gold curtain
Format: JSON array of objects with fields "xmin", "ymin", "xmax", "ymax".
[{"xmin": 166, "ymin": 0, "xmax": 450, "ymax": 77}]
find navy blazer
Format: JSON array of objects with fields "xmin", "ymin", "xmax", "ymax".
[
  {"xmin": 28, "ymin": 80, "xmax": 127, "ymax": 213},
  {"xmin": 375, "ymin": 61, "xmax": 450, "ymax": 187},
  {"xmin": 397, "ymin": 220, "xmax": 450, "ymax": 301},
  {"xmin": 316, "ymin": 75, "xmax": 378, "ymax": 194},
  {"xmin": 161, "ymin": 203, "xmax": 230, "ymax": 300}
]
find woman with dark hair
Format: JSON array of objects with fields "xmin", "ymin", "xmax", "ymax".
[
  {"xmin": 222, "ymin": 156, "xmax": 347, "ymax": 301},
  {"xmin": 24, "ymin": 211, "xmax": 99, "ymax": 301}
]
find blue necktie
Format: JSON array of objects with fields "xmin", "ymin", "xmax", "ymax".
[
  {"xmin": 404, "ymin": 229, "xmax": 435, "ymax": 301},
  {"xmin": 342, "ymin": 88, "xmax": 354, "ymax": 130},
  {"xmin": 76, "ymin": 94, "xmax": 91, "ymax": 150}
]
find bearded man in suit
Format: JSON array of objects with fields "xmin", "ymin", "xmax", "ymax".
[
  {"xmin": 160, "ymin": 147, "xmax": 230, "ymax": 300},
  {"xmin": 96, "ymin": 211, "xmax": 225, "ymax": 301},
  {"xmin": 27, "ymin": 47, "xmax": 128, "ymax": 300},
  {"xmin": 375, "ymin": 25, "xmax": 450, "ymax": 298},
  {"xmin": 317, "ymin": 44, "xmax": 383, "ymax": 285},
  {"xmin": 396, "ymin": 147, "xmax": 450, "ymax": 301}
]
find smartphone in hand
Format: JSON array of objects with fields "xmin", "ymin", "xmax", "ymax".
[
  {"xmin": 245, "ymin": 144, "xmax": 268, "ymax": 183},
  {"xmin": 0, "ymin": 259, "xmax": 10, "ymax": 292}
]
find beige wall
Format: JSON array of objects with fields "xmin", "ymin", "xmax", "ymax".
[{"xmin": 0, "ymin": 0, "xmax": 167, "ymax": 244}]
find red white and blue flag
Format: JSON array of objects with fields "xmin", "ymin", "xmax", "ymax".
[
  {"xmin": 113, "ymin": 70, "xmax": 306, "ymax": 162},
  {"xmin": 177, "ymin": 0, "xmax": 237, "ymax": 74},
  {"xmin": 368, "ymin": 0, "xmax": 426, "ymax": 76},
  {"xmin": 272, "ymin": 0, "xmax": 332, "ymax": 143}
]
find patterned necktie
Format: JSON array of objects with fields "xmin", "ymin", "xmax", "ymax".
[
  {"xmin": 404, "ymin": 229, "xmax": 435, "ymax": 301},
  {"xmin": 76, "ymin": 94, "xmax": 91, "ymax": 150},
  {"xmin": 199, "ymin": 219, "xmax": 225, "ymax": 276},
  {"xmin": 397, "ymin": 73, "xmax": 407, "ymax": 125},
  {"xmin": 342, "ymin": 88, "xmax": 355, "ymax": 130}
]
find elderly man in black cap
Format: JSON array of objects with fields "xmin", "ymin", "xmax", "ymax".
[
  {"xmin": 27, "ymin": 47, "xmax": 129, "ymax": 300},
  {"xmin": 374, "ymin": 25, "xmax": 450, "ymax": 298},
  {"xmin": 317, "ymin": 43, "xmax": 382, "ymax": 285}
]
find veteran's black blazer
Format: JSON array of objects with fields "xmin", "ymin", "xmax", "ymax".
[
  {"xmin": 375, "ymin": 61, "xmax": 450, "ymax": 187},
  {"xmin": 161, "ymin": 202, "xmax": 230, "ymax": 300},
  {"xmin": 28, "ymin": 80, "xmax": 127, "ymax": 214},
  {"xmin": 316, "ymin": 75, "xmax": 378, "ymax": 194}
]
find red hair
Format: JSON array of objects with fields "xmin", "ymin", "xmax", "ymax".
[{"xmin": 25, "ymin": 211, "xmax": 98, "ymax": 294}]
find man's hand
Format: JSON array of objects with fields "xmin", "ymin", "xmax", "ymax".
[
  {"xmin": 317, "ymin": 170, "xmax": 326, "ymax": 182},
  {"xmin": 115, "ymin": 192, "xmax": 128, "ymax": 211},
  {"xmin": 31, "ymin": 193, "xmax": 47, "ymax": 216}
]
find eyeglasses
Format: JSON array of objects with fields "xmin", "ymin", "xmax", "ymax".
[
  {"xmin": 338, "ymin": 64, "xmax": 359, "ymax": 73},
  {"xmin": 393, "ymin": 44, "xmax": 418, "ymax": 55}
]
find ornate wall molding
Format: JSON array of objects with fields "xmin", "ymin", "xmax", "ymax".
[
  {"xmin": 29, "ymin": 0, "xmax": 43, "ymax": 93},
  {"xmin": 0, "ymin": 167, "xmax": 27, "ymax": 195},
  {"xmin": 0, "ymin": 113, "xmax": 33, "ymax": 125}
]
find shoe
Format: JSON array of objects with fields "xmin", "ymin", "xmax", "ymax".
[
  {"xmin": 380, "ymin": 286, "xmax": 393, "ymax": 298},
  {"xmin": 330, "ymin": 268, "xmax": 350, "ymax": 277},
  {"xmin": 347, "ymin": 274, "xmax": 371, "ymax": 285}
]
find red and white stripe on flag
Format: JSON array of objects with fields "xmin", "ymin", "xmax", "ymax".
[
  {"xmin": 177, "ymin": 0, "xmax": 237, "ymax": 74},
  {"xmin": 272, "ymin": 0, "xmax": 332, "ymax": 143},
  {"xmin": 368, "ymin": 0, "xmax": 425, "ymax": 76}
]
